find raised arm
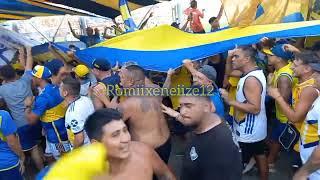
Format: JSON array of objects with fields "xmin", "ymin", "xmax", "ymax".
[
  {"xmin": 68, "ymin": 21, "xmax": 81, "ymax": 39},
  {"xmin": 181, "ymin": 15, "xmax": 192, "ymax": 31},
  {"xmin": 268, "ymin": 86, "xmax": 318, "ymax": 123},
  {"xmin": 163, "ymin": 68, "xmax": 175, "ymax": 89},
  {"xmin": 18, "ymin": 47, "xmax": 25, "ymax": 68},
  {"xmin": 216, "ymin": 4, "xmax": 224, "ymax": 21},
  {"xmin": 25, "ymin": 46, "xmax": 33, "ymax": 71}
]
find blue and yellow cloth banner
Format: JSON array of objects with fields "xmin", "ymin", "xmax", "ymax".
[
  {"xmin": 222, "ymin": 0, "xmax": 261, "ymax": 27},
  {"xmin": 310, "ymin": 0, "xmax": 320, "ymax": 20},
  {"xmin": 305, "ymin": 0, "xmax": 320, "ymax": 48},
  {"xmin": 0, "ymin": 26, "xmax": 39, "ymax": 65},
  {"xmin": 0, "ymin": 0, "xmax": 90, "ymax": 21},
  {"xmin": 75, "ymin": 20, "xmax": 320, "ymax": 72},
  {"xmin": 119, "ymin": 0, "xmax": 138, "ymax": 32},
  {"xmin": 32, "ymin": 42, "xmax": 70, "ymax": 62},
  {"xmin": 254, "ymin": 0, "xmax": 309, "ymax": 24},
  {"xmin": 222, "ymin": 0, "xmax": 309, "ymax": 27},
  {"xmin": 39, "ymin": 0, "xmax": 158, "ymax": 18}
]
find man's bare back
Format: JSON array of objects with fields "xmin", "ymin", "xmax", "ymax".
[{"xmin": 120, "ymin": 96, "xmax": 170, "ymax": 149}]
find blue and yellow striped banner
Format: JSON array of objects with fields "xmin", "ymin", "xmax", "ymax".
[
  {"xmin": 223, "ymin": 0, "xmax": 309, "ymax": 27},
  {"xmin": 38, "ymin": 0, "xmax": 158, "ymax": 18},
  {"xmin": 0, "ymin": 0, "xmax": 91, "ymax": 21},
  {"xmin": 75, "ymin": 20, "xmax": 320, "ymax": 72},
  {"xmin": 32, "ymin": 43, "xmax": 70, "ymax": 62},
  {"xmin": 119, "ymin": 0, "xmax": 137, "ymax": 32}
]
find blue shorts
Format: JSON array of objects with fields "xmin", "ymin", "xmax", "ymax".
[
  {"xmin": 0, "ymin": 165, "xmax": 23, "ymax": 180},
  {"xmin": 271, "ymin": 119, "xmax": 287, "ymax": 141},
  {"xmin": 17, "ymin": 122, "xmax": 42, "ymax": 151}
]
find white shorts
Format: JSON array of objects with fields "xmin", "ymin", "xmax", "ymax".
[
  {"xmin": 300, "ymin": 145, "xmax": 320, "ymax": 180},
  {"xmin": 45, "ymin": 139, "xmax": 72, "ymax": 160}
]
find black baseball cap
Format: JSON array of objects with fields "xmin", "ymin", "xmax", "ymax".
[{"xmin": 92, "ymin": 58, "xmax": 111, "ymax": 71}]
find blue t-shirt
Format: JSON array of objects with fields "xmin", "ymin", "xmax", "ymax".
[
  {"xmin": 79, "ymin": 35, "xmax": 101, "ymax": 47},
  {"xmin": 210, "ymin": 90, "xmax": 225, "ymax": 118},
  {"xmin": 0, "ymin": 110, "xmax": 19, "ymax": 170},
  {"xmin": 32, "ymin": 84, "xmax": 68, "ymax": 143}
]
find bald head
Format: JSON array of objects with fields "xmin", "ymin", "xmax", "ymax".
[{"xmin": 125, "ymin": 65, "xmax": 145, "ymax": 85}]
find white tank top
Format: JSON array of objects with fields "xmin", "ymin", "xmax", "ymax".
[{"xmin": 233, "ymin": 69, "xmax": 267, "ymax": 143}]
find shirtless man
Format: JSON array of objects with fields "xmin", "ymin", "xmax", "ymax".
[
  {"xmin": 93, "ymin": 65, "xmax": 171, "ymax": 164},
  {"xmin": 85, "ymin": 108, "xmax": 176, "ymax": 180}
]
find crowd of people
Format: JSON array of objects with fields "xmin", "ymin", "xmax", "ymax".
[{"xmin": 1, "ymin": 1, "xmax": 320, "ymax": 180}]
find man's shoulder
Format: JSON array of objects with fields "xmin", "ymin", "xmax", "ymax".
[
  {"xmin": 77, "ymin": 97, "xmax": 94, "ymax": 110},
  {"xmin": 199, "ymin": 123, "xmax": 231, "ymax": 141},
  {"xmin": 69, "ymin": 98, "xmax": 93, "ymax": 112}
]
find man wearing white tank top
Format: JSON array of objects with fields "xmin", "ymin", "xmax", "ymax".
[{"xmin": 220, "ymin": 46, "xmax": 268, "ymax": 180}]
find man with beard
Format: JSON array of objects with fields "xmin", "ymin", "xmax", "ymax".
[{"xmin": 162, "ymin": 86, "xmax": 242, "ymax": 180}]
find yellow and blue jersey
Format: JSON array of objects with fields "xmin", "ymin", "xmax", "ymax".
[
  {"xmin": 271, "ymin": 63, "xmax": 294, "ymax": 123},
  {"xmin": 32, "ymin": 84, "xmax": 68, "ymax": 144},
  {"xmin": 292, "ymin": 78, "xmax": 316, "ymax": 152},
  {"xmin": 0, "ymin": 110, "xmax": 19, "ymax": 171},
  {"xmin": 301, "ymin": 94, "xmax": 320, "ymax": 148}
]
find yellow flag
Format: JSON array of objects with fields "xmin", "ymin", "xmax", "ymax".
[
  {"xmin": 221, "ymin": 0, "xmax": 262, "ymax": 27},
  {"xmin": 254, "ymin": 0, "xmax": 309, "ymax": 25},
  {"xmin": 222, "ymin": 0, "xmax": 309, "ymax": 27}
]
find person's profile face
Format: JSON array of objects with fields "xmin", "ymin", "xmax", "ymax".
[
  {"xmin": 231, "ymin": 49, "xmax": 247, "ymax": 70},
  {"xmin": 119, "ymin": 68, "xmax": 132, "ymax": 88},
  {"xmin": 59, "ymin": 83, "xmax": 67, "ymax": 98},
  {"xmin": 266, "ymin": 54, "xmax": 278, "ymax": 66},
  {"xmin": 291, "ymin": 59, "xmax": 306, "ymax": 78}
]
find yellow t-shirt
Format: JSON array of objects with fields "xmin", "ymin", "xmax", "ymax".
[
  {"xmin": 170, "ymin": 67, "xmax": 192, "ymax": 110},
  {"xmin": 271, "ymin": 63, "xmax": 293, "ymax": 123},
  {"xmin": 228, "ymin": 77, "xmax": 240, "ymax": 116},
  {"xmin": 292, "ymin": 78, "xmax": 316, "ymax": 152}
]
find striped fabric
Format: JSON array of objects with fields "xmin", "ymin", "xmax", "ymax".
[
  {"xmin": 75, "ymin": 20, "xmax": 320, "ymax": 72},
  {"xmin": 38, "ymin": 0, "xmax": 159, "ymax": 18},
  {"xmin": 119, "ymin": 0, "xmax": 138, "ymax": 32},
  {"xmin": 0, "ymin": 0, "xmax": 91, "ymax": 21}
]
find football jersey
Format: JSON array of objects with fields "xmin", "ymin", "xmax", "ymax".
[{"xmin": 65, "ymin": 96, "xmax": 94, "ymax": 146}]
